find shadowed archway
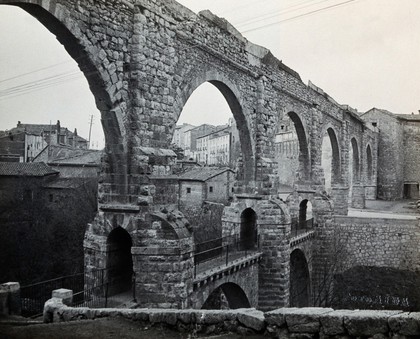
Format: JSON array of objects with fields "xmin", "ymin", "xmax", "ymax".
[
  {"xmin": 202, "ymin": 283, "xmax": 251, "ymax": 310},
  {"xmin": 106, "ymin": 227, "xmax": 133, "ymax": 295},
  {"xmin": 290, "ymin": 249, "xmax": 310, "ymax": 307}
]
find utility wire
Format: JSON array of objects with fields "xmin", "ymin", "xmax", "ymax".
[
  {"xmin": 241, "ymin": 0, "xmax": 360, "ymax": 33},
  {"xmin": 234, "ymin": 0, "xmax": 334, "ymax": 28}
]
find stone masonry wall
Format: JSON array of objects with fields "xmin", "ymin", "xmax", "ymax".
[
  {"xmin": 333, "ymin": 216, "xmax": 420, "ymax": 271},
  {"xmin": 44, "ymin": 298, "xmax": 420, "ymax": 338},
  {"xmin": 403, "ymin": 119, "xmax": 420, "ymax": 193},
  {"xmin": 361, "ymin": 109, "xmax": 404, "ymax": 200}
]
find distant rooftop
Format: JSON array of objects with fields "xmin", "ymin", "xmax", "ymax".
[{"xmin": 0, "ymin": 162, "xmax": 58, "ymax": 177}]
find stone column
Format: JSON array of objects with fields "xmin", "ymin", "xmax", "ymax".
[
  {"xmin": 0, "ymin": 282, "xmax": 20, "ymax": 316},
  {"xmin": 351, "ymin": 184, "xmax": 366, "ymax": 209},
  {"xmin": 257, "ymin": 199, "xmax": 291, "ymax": 311},
  {"xmin": 331, "ymin": 186, "xmax": 349, "ymax": 215},
  {"xmin": 132, "ymin": 241, "xmax": 194, "ymax": 309}
]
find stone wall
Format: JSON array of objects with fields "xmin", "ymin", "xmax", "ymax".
[
  {"xmin": 403, "ymin": 119, "xmax": 420, "ymax": 195},
  {"xmin": 361, "ymin": 109, "xmax": 403, "ymax": 200},
  {"xmin": 43, "ymin": 298, "xmax": 420, "ymax": 338},
  {"xmin": 333, "ymin": 216, "xmax": 420, "ymax": 271}
]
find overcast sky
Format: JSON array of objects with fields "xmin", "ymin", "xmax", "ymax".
[{"xmin": 0, "ymin": 0, "xmax": 419, "ymax": 149}]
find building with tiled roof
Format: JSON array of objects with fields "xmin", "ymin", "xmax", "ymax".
[
  {"xmin": 0, "ymin": 121, "xmax": 89, "ymax": 163},
  {"xmin": 0, "ymin": 162, "xmax": 58, "ymax": 177},
  {"xmin": 178, "ymin": 167, "xmax": 235, "ymax": 208}
]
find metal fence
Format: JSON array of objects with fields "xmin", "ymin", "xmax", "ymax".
[
  {"xmin": 20, "ymin": 268, "xmax": 136, "ymax": 318},
  {"xmin": 193, "ymin": 235, "xmax": 260, "ymax": 278},
  {"xmin": 291, "ymin": 217, "xmax": 314, "ymax": 238},
  {"xmin": 21, "ymin": 273, "xmax": 84, "ymax": 318}
]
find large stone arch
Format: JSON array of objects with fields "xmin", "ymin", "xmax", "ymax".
[
  {"xmin": 325, "ymin": 126, "xmax": 341, "ymax": 185},
  {"xmin": 287, "ymin": 111, "xmax": 310, "ymax": 181},
  {"xmin": 173, "ymin": 70, "xmax": 255, "ymax": 184},
  {"xmin": 0, "ymin": 1, "xmax": 128, "ymax": 177},
  {"xmin": 350, "ymin": 137, "xmax": 361, "ymax": 183}
]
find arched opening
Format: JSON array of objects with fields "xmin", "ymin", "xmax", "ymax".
[
  {"xmin": 0, "ymin": 4, "xmax": 115, "ymax": 149},
  {"xmin": 349, "ymin": 138, "xmax": 360, "ymax": 202},
  {"xmin": 293, "ymin": 199, "xmax": 313, "ymax": 236},
  {"xmin": 240, "ymin": 208, "xmax": 258, "ymax": 250},
  {"xmin": 321, "ymin": 128, "xmax": 341, "ymax": 194},
  {"xmin": 274, "ymin": 113, "xmax": 300, "ymax": 188},
  {"xmin": 106, "ymin": 227, "xmax": 133, "ymax": 295},
  {"xmin": 202, "ymin": 283, "xmax": 251, "ymax": 309},
  {"xmin": 366, "ymin": 144, "xmax": 373, "ymax": 182},
  {"xmin": 350, "ymin": 138, "xmax": 360, "ymax": 182},
  {"xmin": 174, "ymin": 75, "xmax": 254, "ymax": 185},
  {"xmin": 287, "ymin": 112, "xmax": 310, "ymax": 181},
  {"xmin": 290, "ymin": 249, "xmax": 310, "ymax": 307}
]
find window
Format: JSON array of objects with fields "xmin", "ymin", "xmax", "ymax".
[
  {"xmin": 49, "ymin": 194, "xmax": 54, "ymax": 202},
  {"xmin": 186, "ymin": 187, "xmax": 191, "ymax": 194},
  {"xmin": 209, "ymin": 186, "xmax": 213, "ymax": 193}
]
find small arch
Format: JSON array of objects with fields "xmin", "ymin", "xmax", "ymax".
[
  {"xmin": 290, "ymin": 249, "xmax": 310, "ymax": 307},
  {"xmin": 240, "ymin": 208, "xmax": 258, "ymax": 250},
  {"xmin": 366, "ymin": 144, "xmax": 373, "ymax": 182},
  {"xmin": 106, "ymin": 227, "xmax": 133, "ymax": 295},
  {"xmin": 287, "ymin": 112, "xmax": 310, "ymax": 180},
  {"xmin": 202, "ymin": 283, "xmax": 251, "ymax": 309}
]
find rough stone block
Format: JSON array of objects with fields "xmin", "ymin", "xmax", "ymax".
[
  {"xmin": 285, "ymin": 307, "xmax": 334, "ymax": 334},
  {"xmin": 52, "ymin": 288, "xmax": 73, "ymax": 306},
  {"xmin": 343, "ymin": 310, "xmax": 402, "ymax": 336},
  {"xmin": 320, "ymin": 309, "xmax": 356, "ymax": 335},
  {"xmin": 237, "ymin": 309, "xmax": 265, "ymax": 331},
  {"xmin": 388, "ymin": 312, "xmax": 420, "ymax": 336},
  {"xmin": 265, "ymin": 307, "xmax": 300, "ymax": 327}
]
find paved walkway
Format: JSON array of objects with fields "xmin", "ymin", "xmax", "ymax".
[{"xmin": 348, "ymin": 199, "xmax": 419, "ymax": 220}]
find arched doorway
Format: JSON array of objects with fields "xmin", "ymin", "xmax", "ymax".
[
  {"xmin": 240, "ymin": 208, "xmax": 257, "ymax": 250},
  {"xmin": 202, "ymin": 283, "xmax": 251, "ymax": 310},
  {"xmin": 290, "ymin": 249, "xmax": 310, "ymax": 307},
  {"xmin": 106, "ymin": 227, "xmax": 133, "ymax": 295}
]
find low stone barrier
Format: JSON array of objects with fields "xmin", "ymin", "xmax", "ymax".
[
  {"xmin": 0, "ymin": 282, "xmax": 20, "ymax": 316},
  {"xmin": 43, "ymin": 296, "xmax": 420, "ymax": 338}
]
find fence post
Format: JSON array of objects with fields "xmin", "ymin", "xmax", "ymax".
[
  {"xmin": 104, "ymin": 283, "xmax": 109, "ymax": 308},
  {"xmin": 132, "ymin": 273, "xmax": 136, "ymax": 302}
]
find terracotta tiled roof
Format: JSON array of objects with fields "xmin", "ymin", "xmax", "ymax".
[
  {"xmin": 178, "ymin": 167, "xmax": 234, "ymax": 182},
  {"xmin": 0, "ymin": 162, "xmax": 58, "ymax": 177}
]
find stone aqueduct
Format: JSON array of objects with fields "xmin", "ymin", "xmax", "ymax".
[{"xmin": 1, "ymin": 0, "xmax": 382, "ymax": 310}]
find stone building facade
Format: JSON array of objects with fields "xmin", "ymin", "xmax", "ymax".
[{"xmin": 361, "ymin": 109, "xmax": 420, "ymax": 200}]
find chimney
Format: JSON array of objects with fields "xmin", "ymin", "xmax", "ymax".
[
  {"xmin": 56, "ymin": 120, "xmax": 61, "ymax": 144},
  {"xmin": 17, "ymin": 121, "xmax": 21, "ymax": 127}
]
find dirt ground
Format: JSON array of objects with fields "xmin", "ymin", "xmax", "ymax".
[{"xmin": 0, "ymin": 317, "xmax": 265, "ymax": 339}]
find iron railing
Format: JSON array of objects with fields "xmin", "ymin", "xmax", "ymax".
[
  {"xmin": 291, "ymin": 217, "xmax": 314, "ymax": 238},
  {"xmin": 20, "ymin": 268, "xmax": 135, "ymax": 317},
  {"xmin": 21, "ymin": 273, "xmax": 84, "ymax": 318},
  {"xmin": 193, "ymin": 235, "xmax": 260, "ymax": 278}
]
